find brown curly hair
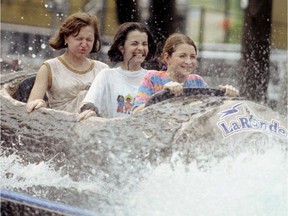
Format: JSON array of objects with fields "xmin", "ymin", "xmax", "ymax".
[{"xmin": 49, "ymin": 12, "xmax": 101, "ymax": 53}]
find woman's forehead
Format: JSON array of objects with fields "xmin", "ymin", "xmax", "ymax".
[
  {"xmin": 125, "ymin": 30, "xmax": 148, "ymax": 41},
  {"xmin": 173, "ymin": 43, "xmax": 196, "ymax": 53}
]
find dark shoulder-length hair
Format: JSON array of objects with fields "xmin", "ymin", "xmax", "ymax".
[
  {"xmin": 108, "ymin": 22, "xmax": 157, "ymax": 63},
  {"xmin": 49, "ymin": 12, "xmax": 101, "ymax": 53}
]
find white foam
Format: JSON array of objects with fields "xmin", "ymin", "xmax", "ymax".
[
  {"xmin": 122, "ymin": 148, "xmax": 287, "ymax": 216},
  {"xmin": 1, "ymin": 153, "xmax": 103, "ymax": 193}
]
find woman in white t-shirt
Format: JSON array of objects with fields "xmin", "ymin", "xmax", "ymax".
[{"xmin": 77, "ymin": 22, "xmax": 157, "ymax": 119}]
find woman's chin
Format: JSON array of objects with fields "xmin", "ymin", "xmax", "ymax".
[
  {"xmin": 131, "ymin": 58, "xmax": 146, "ymax": 65},
  {"xmin": 178, "ymin": 71, "xmax": 192, "ymax": 76}
]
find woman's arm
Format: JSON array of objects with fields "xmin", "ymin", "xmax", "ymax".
[
  {"xmin": 26, "ymin": 64, "xmax": 51, "ymax": 112},
  {"xmin": 132, "ymin": 72, "xmax": 156, "ymax": 113}
]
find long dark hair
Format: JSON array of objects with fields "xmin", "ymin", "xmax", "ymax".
[{"xmin": 108, "ymin": 22, "xmax": 157, "ymax": 63}]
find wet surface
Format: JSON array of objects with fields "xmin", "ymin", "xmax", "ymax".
[{"xmin": 1, "ymin": 75, "xmax": 287, "ymax": 215}]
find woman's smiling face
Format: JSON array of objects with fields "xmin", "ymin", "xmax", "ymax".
[
  {"xmin": 119, "ymin": 30, "xmax": 149, "ymax": 70},
  {"xmin": 165, "ymin": 43, "xmax": 197, "ymax": 81}
]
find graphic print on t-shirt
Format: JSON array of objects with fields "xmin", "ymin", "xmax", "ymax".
[
  {"xmin": 117, "ymin": 95, "xmax": 124, "ymax": 113},
  {"xmin": 117, "ymin": 94, "xmax": 133, "ymax": 114}
]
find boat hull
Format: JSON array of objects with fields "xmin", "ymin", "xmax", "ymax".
[{"xmin": 1, "ymin": 73, "xmax": 287, "ymax": 214}]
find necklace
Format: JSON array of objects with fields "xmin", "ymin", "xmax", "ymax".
[
  {"xmin": 121, "ymin": 63, "xmax": 141, "ymax": 71},
  {"xmin": 59, "ymin": 54, "xmax": 93, "ymax": 74},
  {"xmin": 62, "ymin": 53, "xmax": 88, "ymax": 67}
]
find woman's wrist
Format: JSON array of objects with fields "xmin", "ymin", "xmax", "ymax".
[
  {"xmin": 32, "ymin": 99, "xmax": 47, "ymax": 107},
  {"xmin": 79, "ymin": 103, "xmax": 101, "ymax": 116}
]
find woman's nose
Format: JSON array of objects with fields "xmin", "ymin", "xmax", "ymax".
[
  {"xmin": 136, "ymin": 44, "xmax": 144, "ymax": 50},
  {"xmin": 81, "ymin": 40, "xmax": 88, "ymax": 47},
  {"xmin": 185, "ymin": 57, "xmax": 192, "ymax": 64}
]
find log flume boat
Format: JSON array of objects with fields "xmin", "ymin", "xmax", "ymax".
[{"xmin": 1, "ymin": 71, "xmax": 287, "ymax": 216}]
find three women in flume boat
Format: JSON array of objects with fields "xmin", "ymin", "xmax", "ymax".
[{"xmin": 26, "ymin": 13, "xmax": 238, "ymax": 118}]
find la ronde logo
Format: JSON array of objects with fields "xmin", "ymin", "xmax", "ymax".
[{"xmin": 217, "ymin": 103, "xmax": 287, "ymax": 138}]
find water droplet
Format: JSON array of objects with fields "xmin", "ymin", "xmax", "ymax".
[{"xmin": 41, "ymin": 44, "xmax": 47, "ymax": 49}]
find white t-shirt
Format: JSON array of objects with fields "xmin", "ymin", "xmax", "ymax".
[{"xmin": 83, "ymin": 66, "xmax": 147, "ymax": 118}]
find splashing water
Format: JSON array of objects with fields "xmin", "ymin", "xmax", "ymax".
[
  {"xmin": 1, "ymin": 153, "xmax": 105, "ymax": 194},
  {"xmin": 2, "ymin": 144, "xmax": 287, "ymax": 216},
  {"xmin": 121, "ymin": 148, "xmax": 287, "ymax": 216},
  {"xmin": 1, "ymin": 90, "xmax": 287, "ymax": 215}
]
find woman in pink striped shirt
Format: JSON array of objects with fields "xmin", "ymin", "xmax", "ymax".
[{"xmin": 133, "ymin": 33, "xmax": 239, "ymax": 113}]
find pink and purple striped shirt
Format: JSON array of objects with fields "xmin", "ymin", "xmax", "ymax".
[{"xmin": 133, "ymin": 70, "xmax": 208, "ymax": 108}]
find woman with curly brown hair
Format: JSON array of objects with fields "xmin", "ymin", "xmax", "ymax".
[{"xmin": 26, "ymin": 12, "xmax": 108, "ymax": 113}]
